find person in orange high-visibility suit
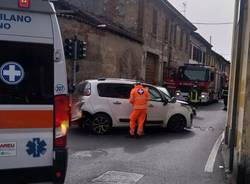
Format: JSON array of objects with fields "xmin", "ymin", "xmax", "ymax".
[{"xmin": 129, "ymin": 83, "xmax": 149, "ymax": 137}]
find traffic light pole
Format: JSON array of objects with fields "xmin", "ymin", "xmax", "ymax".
[
  {"xmin": 73, "ymin": 35, "xmax": 78, "ymax": 87},
  {"xmin": 65, "ymin": 35, "xmax": 87, "ymax": 90}
]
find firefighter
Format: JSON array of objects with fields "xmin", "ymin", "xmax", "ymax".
[
  {"xmin": 129, "ymin": 82, "xmax": 149, "ymax": 138},
  {"xmin": 222, "ymin": 81, "xmax": 229, "ymax": 110},
  {"xmin": 189, "ymin": 81, "xmax": 200, "ymax": 104}
]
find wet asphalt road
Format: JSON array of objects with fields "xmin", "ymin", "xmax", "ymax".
[{"xmin": 64, "ymin": 101, "xmax": 227, "ymax": 184}]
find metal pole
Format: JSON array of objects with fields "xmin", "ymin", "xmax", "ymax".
[{"xmin": 73, "ymin": 35, "xmax": 78, "ymax": 87}]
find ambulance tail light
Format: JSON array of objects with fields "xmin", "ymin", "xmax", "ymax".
[{"xmin": 55, "ymin": 95, "xmax": 70, "ymax": 148}]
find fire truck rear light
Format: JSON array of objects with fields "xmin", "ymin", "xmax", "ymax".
[{"xmin": 18, "ymin": 0, "xmax": 30, "ymax": 8}]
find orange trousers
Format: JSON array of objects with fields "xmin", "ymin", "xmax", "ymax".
[{"xmin": 129, "ymin": 109, "xmax": 147, "ymax": 136}]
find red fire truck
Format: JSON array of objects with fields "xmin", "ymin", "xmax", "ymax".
[{"xmin": 164, "ymin": 64, "xmax": 227, "ymax": 103}]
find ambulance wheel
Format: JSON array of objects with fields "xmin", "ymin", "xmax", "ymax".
[
  {"xmin": 167, "ymin": 115, "xmax": 186, "ymax": 132},
  {"xmin": 91, "ymin": 113, "xmax": 112, "ymax": 135}
]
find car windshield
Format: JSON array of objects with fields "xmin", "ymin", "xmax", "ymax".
[
  {"xmin": 179, "ymin": 68, "xmax": 209, "ymax": 81},
  {"xmin": 157, "ymin": 87, "xmax": 171, "ymax": 101}
]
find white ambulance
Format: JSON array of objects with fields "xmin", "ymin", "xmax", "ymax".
[{"xmin": 0, "ymin": 0, "xmax": 69, "ymax": 183}]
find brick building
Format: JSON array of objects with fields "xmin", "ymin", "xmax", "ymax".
[
  {"xmin": 140, "ymin": 0, "xmax": 196, "ymax": 85},
  {"xmin": 55, "ymin": 1, "xmax": 143, "ymax": 85},
  {"xmin": 59, "ymin": 0, "xmax": 197, "ymax": 85}
]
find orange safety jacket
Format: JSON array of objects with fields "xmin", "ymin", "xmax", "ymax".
[{"xmin": 129, "ymin": 85, "xmax": 149, "ymax": 110}]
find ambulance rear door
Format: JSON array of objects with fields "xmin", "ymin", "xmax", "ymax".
[{"xmin": 0, "ymin": 0, "xmax": 59, "ymax": 170}]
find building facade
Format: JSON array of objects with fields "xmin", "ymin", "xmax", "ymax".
[
  {"xmin": 55, "ymin": 1, "xmax": 143, "ymax": 86},
  {"xmin": 60, "ymin": 0, "xmax": 197, "ymax": 85},
  {"xmin": 189, "ymin": 32, "xmax": 212, "ymax": 65}
]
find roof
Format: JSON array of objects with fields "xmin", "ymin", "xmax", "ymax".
[
  {"xmin": 54, "ymin": 1, "xmax": 143, "ymax": 44},
  {"xmin": 192, "ymin": 32, "xmax": 213, "ymax": 48},
  {"xmin": 212, "ymin": 51, "xmax": 231, "ymax": 64},
  {"xmin": 160, "ymin": 0, "xmax": 197, "ymax": 31}
]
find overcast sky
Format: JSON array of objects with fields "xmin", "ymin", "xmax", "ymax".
[{"xmin": 168, "ymin": 0, "xmax": 235, "ymax": 60}]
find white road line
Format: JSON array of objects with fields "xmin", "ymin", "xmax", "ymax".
[{"xmin": 204, "ymin": 131, "xmax": 225, "ymax": 173}]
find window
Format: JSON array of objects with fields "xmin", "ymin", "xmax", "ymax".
[
  {"xmin": 185, "ymin": 34, "xmax": 189, "ymax": 51},
  {"xmin": 210, "ymin": 72, "xmax": 215, "ymax": 81},
  {"xmin": 116, "ymin": 0, "xmax": 125, "ymax": 16},
  {"xmin": 193, "ymin": 46, "xmax": 203, "ymax": 63},
  {"xmin": 165, "ymin": 18, "xmax": 170, "ymax": 42},
  {"xmin": 173, "ymin": 24, "xmax": 177, "ymax": 45},
  {"xmin": 202, "ymin": 53, "xmax": 206, "ymax": 64},
  {"xmin": 97, "ymin": 83, "xmax": 133, "ymax": 99},
  {"xmin": 152, "ymin": 9, "xmax": 158, "ymax": 37},
  {"xmin": 180, "ymin": 30, "xmax": 183, "ymax": 49},
  {"xmin": 148, "ymin": 87, "xmax": 162, "ymax": 102},
  {"xmin": 0, "ymin": 41, "xmax": 53, "ymax": 104},
  {"xmin": 74, "ymin": 82, "xmax": 91, "ymax": 97}
]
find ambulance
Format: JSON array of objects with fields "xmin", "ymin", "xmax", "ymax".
[{"xmin": 0, "ymin": 0, "xmax": 69, "ymax": 183}]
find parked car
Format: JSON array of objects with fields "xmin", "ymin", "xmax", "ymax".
[{"xmin": 71, "ymin": 79, "xmax": 194, "ymax": 135}]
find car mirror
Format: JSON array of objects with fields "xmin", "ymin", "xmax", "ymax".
[
  {"xmin": 163, "ymin": 98, "xmax": 168, "ymax": 106},
  {"xmin": 170, "ymin": 97, "xmax": 177, "ymax": 103}
]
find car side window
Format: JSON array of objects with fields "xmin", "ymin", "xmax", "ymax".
[
  {"xmin": 148, "ymin": 87, "xmax": 162, "ymax": 102},
  {"xmin": 74, "ymin": 82, "xmax": 86, "ymax": 96},
  {"xmin": 98, "ymin": 83, "xmax": 133, "ymax": 99}
]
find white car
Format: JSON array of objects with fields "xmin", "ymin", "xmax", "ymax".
[{"xmin": 72, "ymin": 79, "xmax": 193, "ymax": 135}]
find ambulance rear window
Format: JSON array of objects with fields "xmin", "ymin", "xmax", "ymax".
[{"xmin": 0, "ymin": 41, "xmax": 54, "ymax": 104}]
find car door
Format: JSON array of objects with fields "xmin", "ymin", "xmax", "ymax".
[
  {"xmin": 106, "ymin": 83, "xmax": 133, "ymax": 125},
  {"xmin": 146, "ymin": 86, "xmax": 167, "ymax": 124}
]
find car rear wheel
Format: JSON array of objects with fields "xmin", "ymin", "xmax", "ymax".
[
  {"xmin": 167, "ymin": 115, "xmax": 186, "ymax": 132},
  {"xmin": 91, "ymin": 113, "xmax": 112, "ymax": 135}
]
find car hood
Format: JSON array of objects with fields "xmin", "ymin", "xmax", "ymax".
[{"xmin": 176, "ymin": 100, "xmax": 188, "ymax": 105}]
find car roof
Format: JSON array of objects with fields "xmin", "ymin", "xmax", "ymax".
[
  {"xmin": 82, "ymin": 78, "xmax": 138, "ymax": 85},
  {"xmin": 77, "ymin": 78, "xmax": 162, "ymax": 89}
]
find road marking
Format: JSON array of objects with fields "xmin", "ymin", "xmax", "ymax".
[
  {"xmin": 71, "ymin": 151, "xmax": 93, "ymax": 158},
  {"xmin": 70, "ymin": 150, "xmax": 107, "ymax": 159},
  {"xmin": 204, "ymin": 131, "xmax": 225, "ymax": 173},
  {"xmin": 92, "ymin": 171, "xmax": 144, "ymax": 184}
]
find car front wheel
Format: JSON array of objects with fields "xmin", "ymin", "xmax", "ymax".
[
  {"xmin": 91, "ymin": 113, "xmax": 112, "ymax": 135},
  {"xmin": 167, "ymin": 115, "xmax": 186, "ymax": 132}
]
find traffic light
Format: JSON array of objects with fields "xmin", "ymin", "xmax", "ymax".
[
  {"xmin": 77, "ymin": 41, "xmax": 87, "ymax": 59},
  {"xmin": 64, "ymin": 39, "xmax": 74, "ymax": 59}
]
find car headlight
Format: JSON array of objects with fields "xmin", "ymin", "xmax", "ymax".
[
  {"xmin": 176, "ymin": 92, "xmax": 181, "ymax": 96},
  {"xmin": 201, "ymin": 94, "xmax": 206, "ymax": 98}
]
